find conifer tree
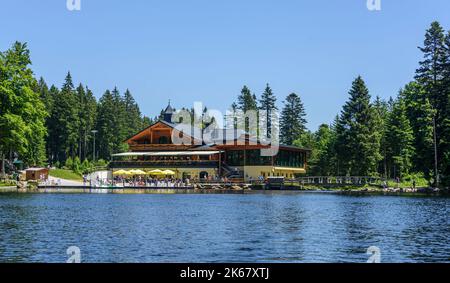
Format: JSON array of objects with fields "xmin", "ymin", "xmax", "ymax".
[
  {"xmin": 236, "ymin": 86, "xmax": 258, "ymax": 135},
  {"xmin": 259, "ymin": 83, "xmax": 277, "ymax": 138},
  {"xmin": 415, "ymin": 21, "xmax": 449, "ymax": 185},
  {"xmin": 385, "ymin": 96, "xmax": 415, "ymax": 178},
  {"xmin": 280, "ymin": 93, "xmax": 307, "ymax": 145},
  {"xmin": 50, "ymin": 72, "xmax": 80, "ymax": 162},
  {"xmin": 123, "ymin": 89, "xmax": 143, "ymax": 136},
  {"xmin": 335, "ymin": 76, "xmax": 381, "ymax": 176},
  {"xmin": 401, "ymin": 82, "xmax": 435, "ymax": 180}
]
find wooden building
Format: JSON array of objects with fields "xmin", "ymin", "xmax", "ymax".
[
  {"xmin": 25, "ymin": 167, "xmax": 49, "ymax": 181},
  {"xmin": 109, "ymin": 103, "xmax": 310, "ymax": 181}
]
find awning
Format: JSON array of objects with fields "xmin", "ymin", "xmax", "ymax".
[
  {"xmin": 112, "ymin": 151, "xmax": 222, "ymax": 157},
  {"xmin": 273, "ymin": 167, "xmax": 306, "ymax": 173}
]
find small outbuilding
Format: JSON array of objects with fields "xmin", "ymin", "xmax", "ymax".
[{"xmin": 25, "ymin": 168, "xmax": 49, "ymax": 181}]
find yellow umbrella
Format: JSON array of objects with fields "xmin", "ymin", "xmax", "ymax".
[
  {"xmin": 113, "ymin": 169, "xmax": 130, "ymax": 175},
  {"xmin": 129, "ymin": 169, "xmax": 146, "ymax": 175},
  {"xmin": 147, "ymin": 169, "xmax": 164, "ymax": 175},
  {"xmin": 162, "ymin": 169, "xmax": 175, "ymax": 175}
]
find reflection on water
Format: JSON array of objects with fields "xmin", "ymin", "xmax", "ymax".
[{"xmin": 0, "ymin": 192, "xmax": 448, "ymax": 262}]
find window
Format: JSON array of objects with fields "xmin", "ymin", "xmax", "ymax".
[
  {"xmin": 227, "ymin": 150, "xmax": 244, "ymax": 166},
  {"xmin": 275, "ymin": 150, "xmax": 305, "ymax": 167},
  {"xmin": 158, "ymin": 136, "xmax": 169, "ymax": 144}
]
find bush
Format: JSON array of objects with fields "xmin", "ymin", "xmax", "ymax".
[
  {"xmin": 73, "ymin": 157, "xmax": 81, "ymax": 174},
  {"xmin": 95, "ymin": 159, "xmax": 107, "ymax": 167},
  {"xmin": 81, "ymin": 159, "xmax": 93, "ymax": 174},
  {"xmin": 65, "ymin": 157, "xmax": 73, "ymax": 169}
]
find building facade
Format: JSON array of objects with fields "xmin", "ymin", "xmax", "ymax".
[{"xmin": 109, "ymin": 103, "xmax": 310, "ymax": 181}]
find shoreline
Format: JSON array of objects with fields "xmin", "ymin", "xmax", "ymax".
[{"xmin": 0, "ymin": 185, "xmax": 447, "ymax": 196}]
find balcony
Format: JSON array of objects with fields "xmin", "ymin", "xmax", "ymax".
[
  {"xmin": 129, "ymin": 144, "xmax": 194, "ymax": 152},
  {"xmin": 109, "ymin": 160, "xmax": 219, "ymax": 169}
]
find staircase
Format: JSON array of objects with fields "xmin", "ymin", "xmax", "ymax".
[{"xmin": 221, "ymin": 162, "xmax": 244, "ymax": 182}]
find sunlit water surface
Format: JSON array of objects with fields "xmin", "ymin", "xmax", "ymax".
[{"xmin": 0, "ymin": 192, "xmax": 448, "ymax": 262}]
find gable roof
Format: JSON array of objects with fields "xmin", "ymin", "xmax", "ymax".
[{"xmin": 124, "ymin": 119, "xmax": 202, "ymax": 144}]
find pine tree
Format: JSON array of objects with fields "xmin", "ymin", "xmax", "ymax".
[
  {"xmin": 385, "ymin": 96, "xmax": 415, "ymax": 178},
  {"xmin": 123, "ymin": 89, "xmax": 143, "ymax": 136},
  {"xmin": 95, "ymin": 87, "xmax": 130, "ymax": 159},
  {"xmin": 259, "ymin": 83, "xmax": 277, "ymax": 138},
  {"xmin": 83, "ymin": 86, "xmax": 97, "ymax": 160},
  {"xmin": 75, "ymin": 84, "xmax": 97, "ymax": 161},
  {"xmin": 37, "ymin": 77, "xmax": 53, "ymax": 112},
  {"xmin": 50, "ymin": 72, "xmax": 80, "ymax": 162},
  {"xmin": 335, "ymin": 76, "xmax": 381, "ymax": 176},
  {"xmin": 236, "ymin": 86, "xmax": 258, "ymax": 135},
  {"xmin": 46, "ymin": 85, "xmax": 60, "ymax": 162},
  {"xmin": 280, "ymin": 93, "xmax": 307, "ymax": 145},
  {"xmin": 373, "ymin": 96, "xmax": 391, "ymax": 178},
  {"xmin": 237, "ymin": 85, "xmax": 258, "ymax": 112},
  {"xmin": 142, "ymin": 116, "xmax": 153, "ymax": 128},
  {"xmin": 401, "ymin": 82, "xmax": 435, "ymax": 179},
  {"xmin": 96, "ymin": 90, "xmax": 116, "ymax": 159},
  {"xmin": 441, "ymin": 31, "xmax": 450, "ymax": 185},
  {"xmin": 415, "ymin": 21, "xmax": 449, "ymax": 185}
]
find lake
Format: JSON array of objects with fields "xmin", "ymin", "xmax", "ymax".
[{"xmin": 0, "ymin": 192, "xmax": 448, "ymax": 263}]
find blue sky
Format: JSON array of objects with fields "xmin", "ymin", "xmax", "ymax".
[{"xmin": 1, "ymin": 0, "xmax": 450, "ymax": 130}]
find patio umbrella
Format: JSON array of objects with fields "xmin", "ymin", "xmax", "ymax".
[
  {"xmin": 113, "ymin": 169, "xmax": 129, "ymax": 175},
  {"xmin": 129, "ymin": 169, "xmax": 146, "ymax": 175},
  {"xmin": 147, "ymin": 169, "xmax": 164, "ymax": 175},
  {"xmin": 162, "ymin": 169, "xmax": 175, "ymax": 175}
]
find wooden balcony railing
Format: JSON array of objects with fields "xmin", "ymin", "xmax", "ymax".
[
  {"xmin": 129, "ymin": 144, "xmax": 194, "ymax": 151},
  {"xmin": 110, "ymin": 160, "xmax": 219, "ymax": 168}
]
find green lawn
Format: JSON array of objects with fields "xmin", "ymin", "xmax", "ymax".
[{"xmin": 49, "ymin": 169, "xmax": 83, "ymax": 181}]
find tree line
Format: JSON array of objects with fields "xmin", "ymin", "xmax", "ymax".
[
  {"xmin": 228, "ymin": 21, "xmax": 450, "ymax": 186},
  {"xmin": 1, "ymin": 21, "xmax": 449, "ymax": 186},
  {"xmin": 0, "ymin": 43, "xmax": 154, "ymax": 173}
]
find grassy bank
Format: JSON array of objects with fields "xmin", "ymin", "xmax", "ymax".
[{"xmin": 49, "ymin": 169, "xmax": 83, "ymax": 181}]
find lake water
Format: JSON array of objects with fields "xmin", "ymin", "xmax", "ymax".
[{"xmin": 0, "ymin": 192, "xmax": 449, "ymax": 263}]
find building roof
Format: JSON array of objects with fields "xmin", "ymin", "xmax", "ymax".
[
  {"xmin": 25, "ymin": 167, "xmax": 47, "ymax": 171},
  {"xmin": 164, "ymin": 102, "xmax": 174, "ymax": 114},
  {"xmin": 124, "ymin": 118, "xmax": 310, "ymax": 152}
]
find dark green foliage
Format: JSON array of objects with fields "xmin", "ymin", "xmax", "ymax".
[
  {"xmin": 0, "ymin": 42, "xmax": 47, "ymax": 170},
  {"xmin": 237, "ymin": 85, "xmax": 258, "ymax": 112},
  {"xmin": 307, "ymin": 124, "xmax": 334, "ymax": 176},
  {"xmin": 415, "ymin": 22, "xmax": 450, "ymax": 186},
  {"xmin": 2, "ymin": 20, "xmax": 450, "ymax": 186},
  {"xmin": 123, "ymin": 89, "xmax": 143, "ymax": 136},
  {"xmin": 385, "ymin": 95, "xmax": 415, "ymax": 178},
  {"xmin": 48, "ymin": 72, "xmax": 80, "ymax": 162},
  {"xmin": 280, "ymin": 93, "xmax": 307, "ymax": 145},
  {"xmin": 259, "ymin": 83, "xmax": 277, "ymax": 138},
  {"xmin": 334, "ymin": 76, "xmax": 381, "ymax": 176},
  {"xmin": 400, "ymin": 82, "xmax": 434, "ymax": 178}
]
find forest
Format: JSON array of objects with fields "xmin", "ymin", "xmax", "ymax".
[{"xmin": 1, "ymin": 21, "xmax": 449, "ymax": 187}]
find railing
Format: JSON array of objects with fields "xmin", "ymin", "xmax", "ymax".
[
  {"xmin": 109, "ymin": 160, "xmax": 219, "ymax": 168},
  {"xmin": 295, "ymin": 176, "xmax": 382, "ymax": 185},
  {"xmin": 129, "ymin": 144, "xmax": 193, "ymax": 151},
  {"xmin": 248, "ymin": 176, "xmax": 383, "ymax": 187}
]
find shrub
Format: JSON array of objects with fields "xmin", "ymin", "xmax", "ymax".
[
  {"xmin": 73, "ymin": 157, "xmax": 81, "ymax": 174},
  {"xmin": 65, "ymin": 157, "xmax": 73, "ymax": 169},
  {"xmin": 96, "ymin": 159, "xmax": 107, "ymax": 167}
]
